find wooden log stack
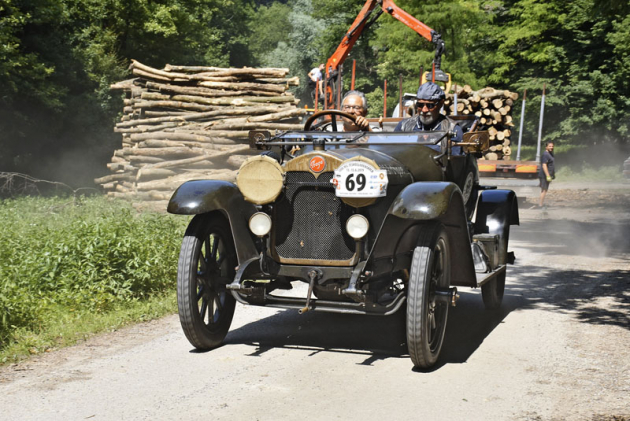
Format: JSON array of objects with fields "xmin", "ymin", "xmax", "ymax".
[
  {"xmin": 444, "ymin": 86, "xmax": 519, "ymax": 161},
  {"xmin": 98, "ymin": 60, "xmax": 305, "ymax": 208}
]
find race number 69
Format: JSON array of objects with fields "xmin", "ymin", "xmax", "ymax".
[{"xmin": 345, "ymin": 173, "xmax": 366, "ymax": 191}]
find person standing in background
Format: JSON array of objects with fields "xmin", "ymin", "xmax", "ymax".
[
  {"xmin": 538, "ymin": 141, "xmax": 555, "ymax": 208},
  {"xmin": 308, "ymin": 64, "xmax": 324, "ymax": 104}
]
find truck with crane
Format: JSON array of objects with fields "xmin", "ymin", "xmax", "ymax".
[{"xmin": 315, "ymin": 0, "xmax": 539, "ymax": 178}]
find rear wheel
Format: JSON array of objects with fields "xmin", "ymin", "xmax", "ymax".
[
  {"xmin": 462, "ymin": 158, "xmax": 479, "ymax": 219},
  {"xmin": 482, "ymin": 233, "xmax": 508, "ymax": 310},
  {"xmin": 481, "ymin": 270, "xmax": 506, "ymax": 310},
  {"xmin": 406, "ymin": 223, "xmax": 451, "ymax": 369},
  {"xmin": 177, "ymin": 214, "xmax": 237, "ymax": 350}
]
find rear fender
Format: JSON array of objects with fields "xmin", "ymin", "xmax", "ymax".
[
  {"xmin": 167, "ymin": 180, "xmax": 258, "ymax": 263},
  {"xmin": 473, "ymin": 189, "xmax": 520, "ymax": 264},
  {"xmin": 368, "ymin": 182, "xmax": 476, "ymax": 287}
]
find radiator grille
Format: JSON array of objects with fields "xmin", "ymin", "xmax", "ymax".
[{"xmin": 273, "ymin": 172, "xmax": 355, "ymax": 261}]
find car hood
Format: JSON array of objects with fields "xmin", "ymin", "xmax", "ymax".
[{"xmin": 294, "ymin": 144, "xmax": 443, "ymax": 183}]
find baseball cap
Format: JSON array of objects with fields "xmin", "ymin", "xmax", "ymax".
[{"xmin": 416, "ymin": 82, "xmax": 445, "ymax": 101}]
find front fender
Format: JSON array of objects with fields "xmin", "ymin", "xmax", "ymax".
[
  {"xmin": 368, "ymin": 182, "xmax": 476, "ymax": 287},
  {"xmin": 167, "ymin": 180, "xmax": 258, "ymax": 263},
  {"xmin": 389, "ymin": 181, "xmax": 463, "ymax": 221},
  {"xmin": 473, "ymin": 189, "xmax": 520, "ymax": 265}
]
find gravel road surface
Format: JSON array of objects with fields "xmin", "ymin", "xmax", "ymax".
[{"xmin": 1, "ymin": 181, "xmax": 629, "ymax": 421}]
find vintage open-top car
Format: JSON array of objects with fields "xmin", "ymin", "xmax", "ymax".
[{"xmin": 167, "ymin": 110, "xmax": 519, "ymax": 369}]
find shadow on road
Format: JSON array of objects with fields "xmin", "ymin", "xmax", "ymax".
[
  {"xmin": 506, "ymin": 265, "xmax": 630, "ymax": 330},
  {"xmin": 213, "ymin": 212, "xmax": 630, "ymax": 367},
  {"xmin": 224, "ymin": 308, "xmax": 409, "ymax": 365},
  {"xmin": 508, "ymin": 213, "xmax": 630, "ymax": 330},
  {"xmin": 222, "ymin": 289, "xmax": 515, "ymax": 369}
]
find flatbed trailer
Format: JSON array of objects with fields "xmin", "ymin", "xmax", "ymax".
[{"xmin": 478, "ymin": 160, "xmax": 539, "ymax": 179}]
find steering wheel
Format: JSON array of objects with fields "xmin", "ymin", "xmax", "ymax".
[{"xmin": 303, "ymin": 110, "xmax": 358, "ymax": 131}]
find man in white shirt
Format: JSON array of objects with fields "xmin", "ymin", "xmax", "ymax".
[{"xmin": 308, "ymin": 64, "xmax": 325, "ymax": 103}]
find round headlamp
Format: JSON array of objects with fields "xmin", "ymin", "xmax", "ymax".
[
  {"xmin": 249, "ymin": 212, "xmax": 272, "ymax": 237},
  {"xmin": 237, "ymin": 155, "xmax": 284, "ymax": 205},
  {"xmin": 346, "ymin": 214, "xmax": 369, "ymax": 240}
]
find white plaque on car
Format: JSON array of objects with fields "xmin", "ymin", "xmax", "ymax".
[{"xmin": 331, "ymin": 161, "xmax": 388, "ymax": 198}]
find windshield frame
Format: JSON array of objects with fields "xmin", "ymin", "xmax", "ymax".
[{"xmin": 251, "ymin": 130, "xmax": 449, "ymax": 147}]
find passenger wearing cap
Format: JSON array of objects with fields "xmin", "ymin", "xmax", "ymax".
[{"xmin": 395, "ymin": 82, "xmax": 463, "ymax": 153}]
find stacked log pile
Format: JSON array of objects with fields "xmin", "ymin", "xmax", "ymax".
[
  {"xmin": 97, "ymin": 60, "xmax": 304, "ymax": 206},
  {"xmin": 444, "ymin": 86, "xmax": 519, "ymax": 160}
]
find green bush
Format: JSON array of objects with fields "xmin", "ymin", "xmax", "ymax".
[{"xmin": 0, "ymin": 196, "xmax": 188, "ymax": 351}]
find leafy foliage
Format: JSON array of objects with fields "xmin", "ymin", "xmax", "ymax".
[
  {"xmin": 478, "ymin": 0, "xmax": 630, "ymax": 146},
  {"xmin": 1, "ymin": 0, "xmax": 629, "ymax": 186},
  {"xmin": 0, "ymin": 196, "xmax": 188, "ymax": 350},
  {"xmin": 253, "ymin": 0, "xmax": 329, "ymax": 101},
  {"xmin": 0, "ymin": 0, "xmax": 253, "ymax": 186}
]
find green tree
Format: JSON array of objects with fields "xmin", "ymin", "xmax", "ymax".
[
  {"xmin": 258, "ymin": 0, "xmax": 327, "ymax": 102},
  {"xmin": 0, "ymin": 0, "xmax": 254, "ymax": 186},
  {"xmin": 369, "ymin": 0, "xmax": 494, "ymax": 103},
  {"xmin": 481, "ymin": 0, "xmax": 630, "ymax": 146},
  {"xmin": 247, "ymin": 1, "xmax": 292, "ymax": 65}
]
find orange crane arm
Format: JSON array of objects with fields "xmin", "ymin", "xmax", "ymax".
[
  {"xmin": 324, "ymin": 1, "xmax": 380, "ymax": 77},
  {"xmin": 323, "ymin": 0, "xmax": 445, "ymax": 108},
  {"xmin": 325, "ymin": 0, "xmax": 441, "ymax": 76},
  {"xmin": 380, "ymin": 0, "xmax": 434, "ymax": 41}
]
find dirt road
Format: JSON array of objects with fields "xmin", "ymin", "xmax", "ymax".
[{"xmin": 1, "ymin": 181, "xmax": 629, "ymax": 420}]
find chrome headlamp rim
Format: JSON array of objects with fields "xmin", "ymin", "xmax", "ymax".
[
  {"xmin": 346, "ymin": 214, "xmax": 369, "ymax": 240},
  {"xmin": 249, "ymin": 212, "xmax": 272, "ymax": 237}
]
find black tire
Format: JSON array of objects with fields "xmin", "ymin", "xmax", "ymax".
[
  {"xmin": 482, "ymin": 233, "xmax": 508, "ymax": 310},
  {"xmin": 481, "ymin": 271, "xmax": 505, "ymax": 310},
  {"xmin": 177, "ymin": 214, "xmax": 237, "ymax": 350},
  {"xmin": 407, "ymin": 223, "xmax": 451, "ymax": 369},
  {"xmin": 462, "ymin": 157, "xmax": 479, "ymax": 219}
]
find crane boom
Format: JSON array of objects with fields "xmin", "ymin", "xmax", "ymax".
[{"xmin": 323, "ymin": 0, "xmax": 448, "ymax": 109}]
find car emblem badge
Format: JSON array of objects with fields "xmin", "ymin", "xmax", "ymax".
[{"xmin": 309, "ymin": 156, "xmax": 326, "ymax": 173}]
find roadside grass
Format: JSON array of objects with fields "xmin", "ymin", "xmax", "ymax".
[
  {"xmin": 517, "ymin": 144, "xmax": 627, "ymax": 181},
  {"xmin": 1, "ymin": 292, "xmax": 176, "ymax": 363},
  {"xmin": 0, "ymin": 195, "xmax": 188, "ymax": 364}
]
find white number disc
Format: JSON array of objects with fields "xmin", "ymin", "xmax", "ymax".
[{"xmin": 331, "ymin": 161, "xmax": 388, "ymax": 198}]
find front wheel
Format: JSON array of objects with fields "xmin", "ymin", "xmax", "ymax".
[
  {"xmin": 406, "ymin": 223, "xmax": 451, "ymax": 369},
  {"xmin": 177, "ymin": 214, "xmax": 237, "ymax": 350}
]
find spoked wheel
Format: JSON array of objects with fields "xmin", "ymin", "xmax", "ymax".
[
  {"xmin": 482, "ymin": 229, "xmax": 510, "ymax": 310},
  {"xmin": 481, "ymin": 271, "xmax": 506, "ymax": 310},
  {"xmin": 177, "ymin": 214, "xmax": 237, "ymax": 350},
  {"xmin": 462, "ymin": 157, "xmax": 480, "ymax": 219},
  {"xmin": 406, "ymin": 223, "xmax": 451, "ymax": 369}
]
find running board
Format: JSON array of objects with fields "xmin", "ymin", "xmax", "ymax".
[{"xmin": 476, "ymin": 265, "xmax": 506, "ymax": 287}]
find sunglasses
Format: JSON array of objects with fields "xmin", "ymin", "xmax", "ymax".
[{"xmin": 416, "ymin": 101, "xmax": 439, "ymax": 110}]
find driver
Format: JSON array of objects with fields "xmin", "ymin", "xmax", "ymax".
[
  {"xmin": 340, "ymin": 90, "xmax": 373, "ymax": 131},
  {"xmin": 394, "ymin": 82, "xmax": 463, "ymax": 152}
]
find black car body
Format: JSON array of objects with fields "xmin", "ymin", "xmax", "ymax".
[{"xmin": 167, "ymin": 112, "xmax": 519, "ymax": 368}]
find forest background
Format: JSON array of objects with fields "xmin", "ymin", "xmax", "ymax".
[{"xmin": 1, "ymin": 0, "xmax": 629, "ymax": 187}]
